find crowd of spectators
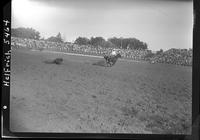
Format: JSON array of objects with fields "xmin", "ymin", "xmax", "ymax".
[
  {"xmin": 149, "ymin": 48, "xmax": 192, "ymax": 66},
  {"xmin": 11, "ymin": 37, "xmax": 71, "ymax": 52},
  {"xmin": 11, "ymin": 37, "xmax": 150, "ymax": 60},
  {"xmin": 11, "ymin": 37, "xmax": 192, "ymax": 66}
]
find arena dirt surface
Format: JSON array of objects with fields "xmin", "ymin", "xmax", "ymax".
[{"xmin": 10, "ymin": 49, "xmax": 192, "ymax": 134}]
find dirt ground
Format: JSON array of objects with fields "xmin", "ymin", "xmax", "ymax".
[{"xmin": 10, "ymin": 49, "xmax": 192, "ymax": 134}]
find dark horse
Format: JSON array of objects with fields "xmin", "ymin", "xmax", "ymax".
[
  {"xmin": 92, "ymin": 53, "xmax": 121, "ymax": 67},
  {"xmin": 104, "ymin": 53, "xmax": 122, "ymax": 67}
]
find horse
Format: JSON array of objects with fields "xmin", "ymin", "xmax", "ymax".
[
  {"xmin": 104, "ymin": 53, "xmax": 122, "ymax": 67},
  {"xmin": 92, "ymin": 54, "xmax": 121, "ymax": 67}
]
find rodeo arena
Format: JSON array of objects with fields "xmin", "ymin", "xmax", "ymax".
[
  {"xmin": 11, "ymin": 37, "xmax": 192, "ymax": 66},
  {"xmin": 10, "ymin": 36, "xmax": 192, "ymax": 134}
]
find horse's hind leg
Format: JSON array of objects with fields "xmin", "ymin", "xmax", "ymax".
[
  {"xmin": 106, "ymin": 62, "xmax": 110, "ymax": 67},
  {"xmin": 104, "ymin": 59, "xmax": 110, "ymax": 67}
]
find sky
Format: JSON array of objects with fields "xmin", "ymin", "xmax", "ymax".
[{"xmin": 11, "ymin": 0, "xmax": 193, "ymax": 51}]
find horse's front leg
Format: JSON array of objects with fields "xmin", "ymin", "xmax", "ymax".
[
  {"xmin": 107, "ymin": 60, "xmax": 113, "ymax": 67},
  {"xmin": 108, "ymin": 58, "xmax": 113, "ymax": 67},
  {"xmin": 109, "ymin": 62, "xmax": 113, "ymax": 67},
  {"xmin": 107, "ymin": 61, "xmax": 111, "ymax": 67},
  {"xmin": 104, "ymin": 57, "xmax": 109, "ymax": 66}
]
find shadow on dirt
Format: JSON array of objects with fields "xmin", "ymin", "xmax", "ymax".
[{"xmin": 92, "ymin": 59, "xmax": 108, "ymax": 67}]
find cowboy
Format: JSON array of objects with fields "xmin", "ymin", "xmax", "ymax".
[
  {"xmin": 104, "ymin": 49, "xmax": 117, "ymax": 65},
  {"xmin": 111, "ymin": 49, "xmax": 117, "ymax": 56}
]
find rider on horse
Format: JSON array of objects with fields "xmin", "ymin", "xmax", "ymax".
[{"xmin": 104, "ymin": 49, "xmax": 120, "ymax": 66}]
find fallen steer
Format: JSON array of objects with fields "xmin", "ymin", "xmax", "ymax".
[{"xmin": 44, "ymin": 58, "xmax": 63, "ymax": 65}]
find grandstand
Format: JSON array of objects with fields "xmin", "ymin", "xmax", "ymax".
[{"xmin": 11, "ymin": 37, "xmax": 192, "ymax": 66}]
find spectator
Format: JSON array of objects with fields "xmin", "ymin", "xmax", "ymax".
[{"xmin": 11, "ymin": 37, "xmax": 192, "ymax": 66}]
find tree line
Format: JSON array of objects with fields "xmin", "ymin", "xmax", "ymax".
[
  {"xmin": 74, "ymin": 36, "xmax": 148, "ymax": 50},
  {"xmin": 12, "ymin": 27, "xmax": 63, "ymax": 43},
  {"xmin": 11, "ymin": 27, "xmax": 148, "ymax": 50},
  {"xmin": 12, "ymin": 27, "xmax": 41, "ymax": 40}
]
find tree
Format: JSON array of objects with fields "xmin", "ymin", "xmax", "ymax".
[
  {"xmin": 74, "ymin": 37, "xmax": 90, "ymax": 45},
  {"xmin": 56, "ymin": 32, "xmax": 63, "ymax": 42},
  {"xmin": 108, "ymin": 37, "xmax": 121, "ymax": 48},
  {"xmin": 47, "ymin": 32, "xmax": 63, "ymax": 43},
  {"xmin": 156, "ymin": 49, "xmax": 164, "ymax": 55},
  {"xmin": 101, "ymin": 40, "xmax": 116, "ymax": 48},
  {"xmin": 11, "ymin": 27, "xmax": 40, "ymax": 40},
  {"xmin": 73, "ymin": 36, "xmax": 148, "ymax": 50},
  {"xmin": 90, "ymin": 37, "xmax": 106, "ymax": 47},
  {"xmin": 108, "ymin": 37, "xmax": 148, "ymax": 50}
]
